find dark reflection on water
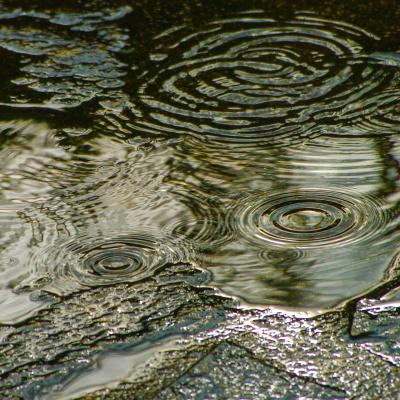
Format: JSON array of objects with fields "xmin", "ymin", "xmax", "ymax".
[
  {"xmin": 127, "ymin": 11, "xmax": 400, "ymax": 146},
  {"xmin": 0, "ymin": 1, "xmax": 400, "ymax": 319},
  {"xmin": 123, "ymin": 9, "xmax": 400, "ymax": 311}
]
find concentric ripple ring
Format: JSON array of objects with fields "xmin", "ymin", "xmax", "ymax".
[
  {"xmin": 128, "ymin": 12, "xmax": 392, "ymax": 146},
  {"xmin": 232, "ymin": 188, "xmax": 387, "ymax": 248},
  {"xmin": 27, "ymin": 232, "xmax": 186, "ymax": 296}
]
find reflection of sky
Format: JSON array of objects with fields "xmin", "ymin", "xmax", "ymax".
[
  {"xmin": 1, "ymin": 119, "xmax": 400, "ymax": 321},
  {"xmin": 0, "ymin": 120, "xmax": 154, "ymax": 323},
  {"xmin": 191, "ymin": 135, "xmax": 400, "ymax": 311},
  {"xmin": 43, "ymin": 335, "xmax": 182, "ymax": 400}
]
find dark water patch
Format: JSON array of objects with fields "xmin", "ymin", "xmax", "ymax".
[
  {"xmin": 124, "ymin": 11, "xmax": 400, "ymax": 147},
  {"xmin": 0, "ymin": 3, "xmax": 131, "ymax": 109}
]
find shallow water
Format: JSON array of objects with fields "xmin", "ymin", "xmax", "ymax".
[{"xmin": 2, "ymin": 0, "xmax": 400, "ymax": 398}]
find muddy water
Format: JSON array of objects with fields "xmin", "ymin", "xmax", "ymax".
[{"xmin": 1, "ymin": 0, "xmax": 400, "ymax": 398}]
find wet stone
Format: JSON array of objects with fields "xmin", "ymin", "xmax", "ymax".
[
  {"xmin": 155, "ymin": 342, "xmax": 345, "ymax": 400},
  {"xmin": 350, "ymin": 299, "xmax": 400, "ymax": 367},
  {"xmin": 226, "ymin": 312, "xmax": 400, "ymax": 399},
  {"xmin": 0, "ymin": 266, "xmax": 230, "ymax": 399},
  {"xmin": 18, "ymin": 301, "xmax": 398, "ymax": 400}
]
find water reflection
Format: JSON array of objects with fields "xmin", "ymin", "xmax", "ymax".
[
  {"xmin": 1, "ymin": 8, "xmax": 400, "ymax": 324},
  {"xmin": 40, "ymin": 335, "xmax": 183, "ymax": 400},
  {"xmin": 112, "ymin": 10, "xmax": 400, "ymax": 311},
  {"xmin": 0, "ymin": 121, "xmax": 184, "ymax": 321},
  {"xmin": 127, "ymin": 11, "xmax": 400, "ymax": 147},
  {"xmin": 2, "ymin": 122, "xmax": 400, "ymax": 315},
  {"xmin": 167, "ymin": 134, "xmax": 400, "ymax": 310},
  {"xmin": 231, "ymin": 188, "xmax": 387, "ymax": 248},
  {"xmin": 29, "ymin": 231, "xmax": 187, "ymax": 296}
]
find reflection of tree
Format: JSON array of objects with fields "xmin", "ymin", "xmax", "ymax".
[
  {"xmin": 164, "ymin": 133, "xmax": 400, "ymax": 310},
  {"xmin": 371, "ymin": 136, "xmax": 400, "ymax": 198}
]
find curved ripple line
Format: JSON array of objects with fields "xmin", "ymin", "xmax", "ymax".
[
  {"xmin": 28, "ymin": 231, "xmax": 187, "ymax": 296},
  {"xmin": 163, "ymin": 182, "xmax": 231, "ymax": 247},
  {"xmin": 128, "ymin": 13, "xmax": 394, "ymax": 146},
  {"xmin": 230, "ymin": 188, "xmax": 388, "ymax": 248}
]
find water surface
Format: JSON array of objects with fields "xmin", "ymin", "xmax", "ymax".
[{"xmin": 1, "ymin": 0, "xmax": 400, "ymax": 398}]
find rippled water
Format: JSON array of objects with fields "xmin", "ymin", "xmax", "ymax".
[
  {"xmin": 130, "ymin": 12, "xmax": 400, "ymax": 145},
  {"xmin": 2, "ymin": 4, "xmax": 400, "ymax": 314},
  {"xmin": 125, "ymin": 9, "xmax": 400, "ymax": 311},
  {"xmin": 2, "ymin": 0, "xmax": 400, "ymax": 397}
]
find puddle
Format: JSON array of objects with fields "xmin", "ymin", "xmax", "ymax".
[{"xmin": 1, "ymin": 0, "xmax": 400, "ymax": 398}]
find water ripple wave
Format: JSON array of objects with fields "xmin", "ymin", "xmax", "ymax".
[
  {"xmin": 200, "ymin": 184, "xmax": 399, "ymax": 310},
  {"xmin": 128, "ymin": 12, "xmax": 400, "ymax": 146},
  {"xmin": 231, "ymin": 188, "xmax": 388, "ymax": 248},
  {"xmin": 28, "ymin": 231, "xmax": 187, "ymax": 296}
]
